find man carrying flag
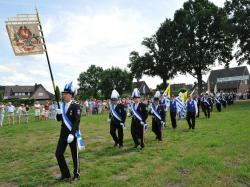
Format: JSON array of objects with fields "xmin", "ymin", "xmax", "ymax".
[
  {"xmin": 176, "ymin": 92, "xmax": 186, "ymax": 121},
  {"xmin": 108, "ymin": 89, "xmax": 127, "ymax": 148},
  {"xmin": 150, "ymin": 91, "xmax": 166, "ymax": 142},
  {"xmin": 55, "ymin": 81, "xmax": 83, "ymax": 181}
]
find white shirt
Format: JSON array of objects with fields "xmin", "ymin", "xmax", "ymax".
[
  {"xmin": 7, "ymin": 105, "xmax": 15, "ymax": 113},
  {"xmin": 64, "ymin": 100, "xmax": 73, "ymax": 113}
]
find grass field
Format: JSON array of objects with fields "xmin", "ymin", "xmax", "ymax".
[{"xmin": 0, "ymin": 101, "xmax": 250, "ymax": 187}]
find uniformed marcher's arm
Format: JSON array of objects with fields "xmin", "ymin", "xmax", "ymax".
[
  {"xmin": 121, "ymin": 104, "xmax": 127, "ymax": 123},
  {"xmin": 70, "ymin": 104, "xmax": 81, "ymax": 135},
  {"xmin": 56, "ymin": 114, "xmax": 62, "ymax": 121}
]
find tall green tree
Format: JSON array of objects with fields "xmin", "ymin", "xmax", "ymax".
[
  {"xmin": 128, "ymin": 19, "xmax": 178, "ymax": 88},
  {"xmin": 99, "ymin": 67, "xmax": 133, "ymax": 99},
  {"xmin": 225, "ymin": 0, "xmax": 250, "ymax": 64},
  {"xmin": 78, "ymin": 65, "xmax": 103, "ymax": 98},
  {"xmin": 173, "ymin": 0, "xmax": 233, "ymax": 94}
]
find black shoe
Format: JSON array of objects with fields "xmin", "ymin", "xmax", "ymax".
[
  {"xmin": 113, "ymin": 143, "xmax": 118, "ymax": 147},
  {"xmin": 118, "ymin": 145, "xmax": 123, "ymax": 148},
  {"xmin": 72, "ymin": 175, "xmax": 80, "ymax": 181},
  {"xmin": 133, "ymin": 144, "xmax": 139, "ymax": 149},
  {"xmin": 55, "ymin": 175, "xmax": 71, "ymax": 181},
  {"xmin": 140, "ymin": 146, "xmax": 144, "ymax": 150}
]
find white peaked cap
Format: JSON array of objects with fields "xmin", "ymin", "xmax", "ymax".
[
  {"xmin": 154, "ymin": 91, "xmax": 161, "ymax": 98},
  {"xmin": 132, "ymin": 88, "xmax": 140, "ymax": 98},
  {"xmin": 111, "ymin": 89, "xmax": 120, "ymax": 99}
]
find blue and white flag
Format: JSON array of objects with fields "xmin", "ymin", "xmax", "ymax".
[{"xmin": 176, "ymin": 95, "xmax": 185, "ymax": 120}]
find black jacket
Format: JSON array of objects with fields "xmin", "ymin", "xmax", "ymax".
[
  {"xmin": 56, "ymin": 101, "xmax": 81, "ymax": 135},
  {"xmin": 131, "ymin": 102, "xmax": 148, "ymax": 125},
  {"xmin": 109, "ymin": 103, "xmax": 127, "ymax": 124},
  {"xmin": 150, "ymin": 104, "xmax": 165, "ymax": 123}
]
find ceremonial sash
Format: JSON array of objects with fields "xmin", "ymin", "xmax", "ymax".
[
  {"xmin": 131, "ymin": 104, "xmax": 143, "ymax": 122},
  {"xmin": 111, "ymin": 105, "xmax": 122, "ymax": 122},
  {"xmin": 214, "ymin": 97, "xmax": 220, "ymax": 104},
  {"xmin": 151, "ymin": 104, "xmax": 162, "ymax": 121},
  {"xmin": 62, "ymin": 103, "xmax": 85, "ymax": 150},
  {"xmin": 203, "ymin": 98, "xmax": 210, "ymax": 106}
]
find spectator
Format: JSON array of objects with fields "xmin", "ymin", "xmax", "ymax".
[
  {"xmin": 0, "ymin": 102, "xmax": 5, "ymax": 127},
  {"xmin": 34, "ymin": 101, "xmax": 41, "ymax": 121},
  {"xmin": 16, "ymin": 104, "xmax": 23, "ymax": 124},
  {"xmin": 6, "ymin": 102, "xmax": 15, "ymax": 125},
  {"xmin": 23, "ymin": 104, "xmax": 30, "ymax": 123},
  {"xmin": 44, "ymin": 100, "xmax": 50, "ymax": 120},
  {"xmin": 41, "ymin": 105, "xmax": 46, "ymax": 121}
]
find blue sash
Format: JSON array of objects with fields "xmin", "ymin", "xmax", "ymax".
[
  {"xmin": 151, "ymin": 104, "xmax": 162, "ymax": 121},
  {"xmin": 131, "ymin": 104, "xmax": 143, "ymax": 122},
  {"xmin": 111, "ymin": 105, "xmax": 122, "ymax": 122},
  {"xmin": 62, "ymin": 103, "xmax": 85, "ymax": 150}
]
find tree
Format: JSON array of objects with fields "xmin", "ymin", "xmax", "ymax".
[
  {"xmin": 173, "ymin": 0, "xmax": 233, "ymax": 94},
  {"xmin": 55, "ymin": 86, "xmax": 61, "ymax": 102},
  {"xmin": 128, "ymin": 51, "xmax": 144, "ymax": 82},
  {"xmin": 128, "ymin": 19, "xmax": 178, "ymax": 88},
  {"xmin": 78, "ymin": 65, "xmax": 103, "ymax": 98},
  {"xmin": 225, "ymin": 0, "xmax": 250, "ymax": 64},
  {"xmin": 0, "ymin": 92, "xmax": 3, "ymax": 102},
  {"xmin": 99, "ymin": 67, "xmax": 133, "ymax": 99}
]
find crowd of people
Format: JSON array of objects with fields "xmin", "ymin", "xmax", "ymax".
[{"xmin": 0, "ymin": 100, "xmax": 58, "ymax": 127}]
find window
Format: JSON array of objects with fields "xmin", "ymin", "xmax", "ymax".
[
  {"xmin": 28, "ymin": 92, "xmax": 30, "ymax": 96},
  {"xmin": 22, "ymin": 93, "xmax": 25, "ymax": 96},
  {"xmin": 38, "ymin": 92, "xmax": 43, "ymax": 96},
  {"xmin": 15, "ymin": 93, "xmax": 18, "ymax": 96}
]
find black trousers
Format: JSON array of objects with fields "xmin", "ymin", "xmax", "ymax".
[
  {"xmin": 152, "ymin": 118, "xmax": 162, "ymax": 141},
  {"xmin": 203, "ymin": 106, "xmax": 211, "ymax": 118},
  {"xmin": 110, "ymin": 122, "xmax": 123, "ymax": 146},
  {"xmin": 55, "ymin": 127, "xmax": 79, "ymax": 178},
  {"xmin": 186, "ymin": 112, "xmax": 196, "ymax": 129},
  {"xmin": 170, "ymin": 112, "xmax": 177, "ymax": 129},
  {"xmin": 131, "ymin": 120, "xmax": 144, "ymax": 148},
  {"xmin": 216, "ymin": 103, "xmax": 221, "ymax": 112}
]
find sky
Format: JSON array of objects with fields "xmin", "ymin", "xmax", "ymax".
[{"xmin": 0, "ymin": 0, "xmax": 248, "ymax": 92}]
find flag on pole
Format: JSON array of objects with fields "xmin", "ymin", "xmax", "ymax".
[
  {"xmin": 6, "ymin": 14, "xmax": 45, "ymax": 56},
  {"xmin": 163, "ymin": 84, "xmax": 171, "ymax": 111},
  {"xmin": 182, "ymin": 91, "xmax": 188, "ymax": 103},
  {"xmin": 176, "ymin": 92, "xmax": 186, "ymax": 120}
]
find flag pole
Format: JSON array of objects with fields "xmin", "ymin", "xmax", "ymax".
[{"xmin": 35, "ymin": 8, "xmax": 60, "ymax": 108}]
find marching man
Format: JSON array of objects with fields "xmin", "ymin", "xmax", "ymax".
[
  {"xmin": 150, "ymin": 91, "xmax": 166, "ymax": 142},
  {"xmin": 186, "ymin": 94, "xmax": 198, "ymax": 130},
  {"xmin": 129, "ymin": 88, "xmax": 148, "ymax": 149},
  {"xmin": 55, "ymin": 81, "xmax": 84, "ymax": 181},
  {"xmin": 108, "ymin": 89, "xmax": 127, "ymax": 148}
]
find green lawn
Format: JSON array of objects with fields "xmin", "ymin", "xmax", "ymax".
[{"xmin": 0, "ymin": 101, "xmax": 250, "ymax": 187}]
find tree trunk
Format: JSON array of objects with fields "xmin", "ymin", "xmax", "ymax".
[
  {"xmin": 162, "ymin": 77, "xmax": 167, "ymax": 88},
  {"xmin": 196, "ymin": 70, "xmax": 203, "ymax": 95}
]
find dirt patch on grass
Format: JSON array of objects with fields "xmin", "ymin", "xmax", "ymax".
[
  {"xmin": 112, "ymin": 175, "xmax": 129, "ymax": 180},
  {"xmin": 0, "ymin": 183, "xmax": 18, "ymax": 187},
  {"xmin": 178, "ymin": 168, "xmax": 191, "ymax": 177},
  {"xmin": 165, "ymin": 182, "xmax": 183, "ymax": 187}
]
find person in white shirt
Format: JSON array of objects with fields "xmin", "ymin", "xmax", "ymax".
[
  {"xmin": 6, "ymin": 102, "xmax": 15, "ymax": 125},
  {"xmin": 16, "ymin": 104, "xmax": 24, "ymax": 124},
  {"xmin": 34, "ymin": 101, "xmax": 41, "ymax": 121},
  {"xmin": 0, "ymin": 102, "xmax": 5, "ymax": 127}
]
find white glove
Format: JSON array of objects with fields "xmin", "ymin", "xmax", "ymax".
[
  {"xmin": 120, "ymin": 123, "xmax": 126, "ymax": 129},
  {"xmin": 140, "ymin": 121, "xmax": 144, "ymax": 125},
  {"xmin": 67, "ymin": 134, "xmax": 74, "ymax": 144},
  {"xmin": 127, "ymin": 112, "xmax": 131, "ymax": 117},
  {"xmin": 161, "ymin": 121, "xmax": 166, "ymax": 128},
  {"xmin": 57, "ymin": 109, "xmax": 62, "ymax": 114},
  {"xmin": 107, "ymin": 118, "xmax": 111, "ymax": 123}
]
